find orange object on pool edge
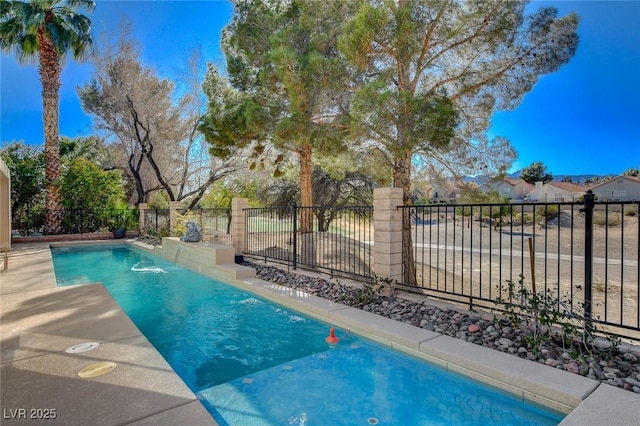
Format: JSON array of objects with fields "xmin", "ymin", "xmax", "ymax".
[{"xmin": 325, "ymin": 327, "xmax": 339, "ymax": 344}]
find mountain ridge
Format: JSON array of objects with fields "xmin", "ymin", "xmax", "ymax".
[{"xmin": 464, "ymin": 171, "xmax": 618, "ymax": 185}]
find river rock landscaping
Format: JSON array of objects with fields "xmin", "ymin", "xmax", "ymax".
[{"xmin": 246, "ymin": 261, "xmax": 640, "ymax": 394}]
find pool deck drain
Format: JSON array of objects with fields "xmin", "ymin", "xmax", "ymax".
[
  {"xmin": 1, "ymin": 241, "xmax": 639, "ymax": 425},
  {"xmin": 65, "ymin": 341, "xmax": 100, "ymax": 353}
]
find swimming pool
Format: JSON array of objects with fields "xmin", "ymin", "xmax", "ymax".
[{"xmin": 52, "ymin": 244, "xmax": 564, "ymax": 425}]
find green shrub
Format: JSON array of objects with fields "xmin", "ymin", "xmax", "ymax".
[
  {"xmin": 496, "ymin": 275, "xmax": 620, "ymax": 359},
  {"xmin": 61, "ymin": 158, "xmax": 125, "ymax": 210},
  {"xmin": 511, "ymin": 212, "xmax": 533, "ymax": 226},
  {"xmin": 593, "ymin": 211, "xmax": 621, "ymax": 227},
  {"xmin": 536, "ymin": 205, "xmax": 558, "ymax": 222},
  {"xmin": 454, "ymin": 206, "xmax": 472, "ymax": 217},
  {"xmin": 106, "ymin": 208, "xmax": 138, "ymax": 231},
  {"xmin": 481, "ymin": 204, "xmax": 512, "ymax": 220},
  {"xmin": 174, "ymin": 210, "xmax": 200, "ymax": 237},
  {"xmin": 624, "ymin": 205, "xmax": 638, "ymax": 217}
]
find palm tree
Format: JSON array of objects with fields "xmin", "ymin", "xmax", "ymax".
[{"xmin": 1, "ymin": 0, "xmax": 94, "ymax": 233}]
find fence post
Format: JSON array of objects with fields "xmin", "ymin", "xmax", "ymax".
[
  {"xmin": 373, "ymin": 188, "xmax": 404, "ymax": 283},
  {"xmin": 138, "ymin": 203, "xmax": 147, "ymax": 234},
  {"xmin": 581, "ymin": 190, "xmax": 595, "ymax": 321},
  {"xmin": 231, "ymin": 198, "xmax": 248, "ymax": 258},
  {"xmin": 291, "ymin": 203, "xmax": 297, "ymax": 270}
]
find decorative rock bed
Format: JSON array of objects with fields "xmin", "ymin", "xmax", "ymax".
[{"xmin": 245, "ymin": 261, "xmax": 640, "ymax": 394}]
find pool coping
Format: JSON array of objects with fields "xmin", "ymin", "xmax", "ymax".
[
  {"xmin": 231, "ymin": 283, "xmax": 640, "ymax": 423},
  {"xmin": 235, "ymin": 279, "xmax": 640, "ymax": 423},
  {"xmin": 2, "ymin": 240, "xmax": 639, "ymax": 425}
]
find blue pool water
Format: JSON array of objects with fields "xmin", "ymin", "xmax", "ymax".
[{"xmin": 52, "ymin": 245, "xmax": 564, "ymax": 425}]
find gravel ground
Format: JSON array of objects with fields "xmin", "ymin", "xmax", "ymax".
[{"xmin": 245, "ymin": 260, "xmax": 640, "ymax": 394}]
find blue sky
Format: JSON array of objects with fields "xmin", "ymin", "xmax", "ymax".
[{"xmin": 1, "ymin": 0, "xmax": 638, "ymax": 177}]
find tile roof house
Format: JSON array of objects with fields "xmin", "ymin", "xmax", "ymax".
[
  {"xmin": 589, "ymin": 175, "xmax": 640, "ymax": 201},
  {"xmin": 529, "ymin": 181, "xmax": 587, "ymax": 202},
  {"xmin": 480, "ymin": 177, "xmax": 534, "ymax": 202}
]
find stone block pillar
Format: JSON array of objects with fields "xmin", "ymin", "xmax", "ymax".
[
  {"xmin": 138, "ymin": 203, "xmax": 147, "ymax": 233},
  {"xmin": 231, "ymin": 198, "xmax": 248, "ymax": 255},
  {"xmin": 373, "ymin": 187, "xmax": 403, "ymax": 283},
  {"xmin": 0, "ymin": 158, "xmax": 10, "ymax": 269}
]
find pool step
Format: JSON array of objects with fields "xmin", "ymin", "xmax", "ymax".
[{"xmin": 216, "ymin": 263, "xmax": 256, "ymax": 280}]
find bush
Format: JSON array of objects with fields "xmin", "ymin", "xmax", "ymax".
[
  {"xmin": 454, "ymin": 206, "xmax": 472, "ymax": 217},
  {"xmin": 536, "ymin": 205, "xmax": 558, "ymax": 222},
  {"xmin": 624, "ymin": 205, "xmax": 638, "ymax": 217},
  {"xmin": 481, "ymin": 204, "xmax": 512, "ymax": 220},
  {"xmin": 496, "ymin": 275, "xmax": 620, "ymax": 359},
  {"xmin": 174, "ymin": 210, "xmax": 200, "ymax": 237},
  {"xmin": 593, "ymin": 211, "xmax": 621, "ymax": 227},
  {"xmin": 510, "ymin": 212, "xmax": 533, "ymax": 226},
  {"xmin": 61, "ymin": 158, "xmax": 125, "ymax": 210}
]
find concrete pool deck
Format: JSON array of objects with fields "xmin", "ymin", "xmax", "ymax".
[
  {"xmin": 1, "ymin": 242, "xmax": 216, "ymax": 425},
  {"xmin": 1, "ymin": 241, "xmax": 639, "ymax": 425}
]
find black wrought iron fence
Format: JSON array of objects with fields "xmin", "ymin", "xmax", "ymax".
[
  {"xmin": 244, "ymin": 205, "xmax": 374, "ymax": 279},
  {"xmin": 400, "ymin": 198, "xmax": 640, "ymax": 336},
  {"xmin": 11, "ymin": 208, "xmax": 138, "ymax": 236},
  {"xmin": 143, "ymin": 208, "xmax": 170, "ymax": 240},
  {"xmin": 176, "ymin": 208, "xmax": 232, "ymax": 245}
]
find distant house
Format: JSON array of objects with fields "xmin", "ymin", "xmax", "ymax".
[
  {"xmin": 480, "ymin": 177, "xmax": 534, "ymax": 202},
  {"xmin": 589, "ymin": 175, "xmax": 640, "ymax": 201},
  {"xmin": 529, "ymin": 181, "xmax": 587, "ymax": 202},
  {"xmin": 431, "ymin": 180, "xmax": 475, "ymax": 203}
]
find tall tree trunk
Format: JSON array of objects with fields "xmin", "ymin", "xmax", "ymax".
[
  {"xmin": 127, "ymin": 97, "xmax": 177, "ymax": 201},
  {"xmin": 128, "ymin": 153, "xmax": 145, "ymax": 204},
  {"xmin": 298, "ymin": 143, "xmax": 314, "ymax": 233},
  {"xmin": 393, "ymin": 151, "xmax": 417, "ymax": 285},
  {"xmin": 316, "ymin": 208, "xmax": 328, "ymax": 232},
  {"xmin": 38, "ymin": 29, "xmax": 63, "ymax": 234},
  {"xmin": 297, "ymin": 143, "xmax": 316, "ymax": 268}
]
